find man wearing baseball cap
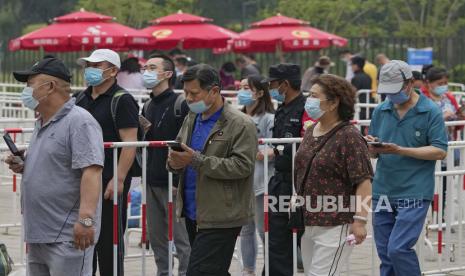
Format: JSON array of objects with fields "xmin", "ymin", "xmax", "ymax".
[
  {"xmin": 5, "ymin": 57, "xmax": 104, "ymax": 275},
  {"xmin": 76, "ymin": 49, "xmax": 139, "ymax": 276},
  {"xmin": 367, "ymin": 60, "xmax": 448, "ymax": 276}
]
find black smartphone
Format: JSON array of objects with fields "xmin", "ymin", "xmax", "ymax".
[
  {"xmin": 167, "ymin": 141, "xmax": 184, "ymax": 152},
  {"xmin": 367, "ymin": 141, "xmax": 384, "ymax": 147},
  {"xmin": 3, "ymin": 133, "xmax": 24, "ymax": 160}
]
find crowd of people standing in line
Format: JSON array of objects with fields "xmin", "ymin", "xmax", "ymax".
[{"xmin": 4, "ymin": 46, "xmax": 460, "ymax": 276}]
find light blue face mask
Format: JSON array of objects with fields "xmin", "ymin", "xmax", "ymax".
[
  {"xmin": 270, "ymin": 88, "xmax": 285, "ymax": 103},
  {"xmin": 187, "ymin": 90, "xmax": 212, "ymax": 114},
  {"xmin": 21, "ymin": 87, "xmax": 39, "ymax": 110},
  {"xmin": 433, "ymin": 85, "xmax": 448, "ymax": 96},
  {"xmin": 21, "ymin": 82, "xmax": 51, "ymax": 110},
  {"xmin": 237, "ymin": 89, "xmax": 255, "ymax": 106},
  {"xmin": 387, "ymin": 90, "xmax": 410, "ymax": 104},
  {"xmin": 84, "ymin": 67, "xmax": 112, "ymax": 86},
  {"xmin": 305, "ymin": 97, "xmax": 327, "ymax": 119},
  {"xmin": 143, "ymin": 70, "xmax": 161, "ymax": 89}
]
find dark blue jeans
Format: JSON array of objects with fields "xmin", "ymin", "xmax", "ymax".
[{"xmin": 373, "ymin": 198, "xmax": 430, "ymax": 276}]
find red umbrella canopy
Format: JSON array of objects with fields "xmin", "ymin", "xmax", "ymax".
[
  {"xmin": 233, "ymin": 14, "xmax": 348, "ymax": 53},
  {"xmin": 141, "ymin": 10, "xmax": 238, "ymax": 50},
  {"xmin": 8, "ymin": 9, "xmax": 152, "ymax": 52}
]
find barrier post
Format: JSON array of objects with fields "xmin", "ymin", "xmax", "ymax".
[
  {"xmin": 168, "ymin": 172, "xmax": 174, "ymax": 276},
  {"xmin": 11, "ymin": 132, "xmax": 17, "ymax": 235},
  {"xmin": 291, "ymin": 142, "xmax": 297, "ymax": 274},
  {"xmin": 438, "ymin": 161, "xmax": 444, "ymax": 270},
  {"xmin": 113, "ymin": 148, "xmax": 119, "ymax": 276},
  {"xmin": 141, "ymin": 147, "xmax": 147, "ymax": 275},
  {"xmin": 365, "ymin": 91, "xmax": 369, "ymax": 120},
  {"xmin": 263, "ymin": 142, "xmax": 269, "ymax": 276},
  {"xmin": 459, "ymin": 147, "xmax": 465, "ymax": 261},
  {"xmin": 444, "ymin": 150, "xmax": 454, "ymax": 262}
]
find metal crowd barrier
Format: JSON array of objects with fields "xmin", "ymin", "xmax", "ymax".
[{"xmin": 2, "ymin": 122, "xmax": 465, "ymax": 275}]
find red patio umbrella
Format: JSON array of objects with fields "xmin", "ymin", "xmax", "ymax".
[
  {"xmin": 233, "ymin": 14, "xmax": 348, "ymax": 53},
  {"xmin": 8, "ymin": 9, "xmax": 152, "ymax": 52},
  {"xmin": 141, "ymin": 10, "xmax": 238, "ymax": 50}
]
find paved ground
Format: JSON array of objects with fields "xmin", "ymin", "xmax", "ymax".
[{"xmin": 2, "ymin": 176, "xmax": 465, "ymax": 276}]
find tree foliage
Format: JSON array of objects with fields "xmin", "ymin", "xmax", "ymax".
[{"xmin": 263, "ymin": 0, "xmax": 465, "ymax": 38}]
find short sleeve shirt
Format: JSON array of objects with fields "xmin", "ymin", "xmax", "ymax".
[
  {"xmin": 294, "ymin": 123, "xmax": 373, "ymax": 226},
  {"xmin": 75, "ymin": 82, "xmax": 139, "ymax": 180},
  {"xmin": 22, "ymin": 98, "xmax": 105, "ymax": 243},
  {"xmin": 369, "ymin": 94, "xmax": 448, "ymax": 200}
]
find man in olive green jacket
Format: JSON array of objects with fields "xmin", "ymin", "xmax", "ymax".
[{"xmin": 168, "ymin": 64, "xmax": 257, "ymax": 276}]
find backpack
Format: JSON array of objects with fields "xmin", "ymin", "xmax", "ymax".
[
  {"xmin": 75, "ymin": 90, "xmax": 147, "ymax": 177},
  {"xmin": 0, "ymin": 243, "xmax": 13, "ymax": 276}
]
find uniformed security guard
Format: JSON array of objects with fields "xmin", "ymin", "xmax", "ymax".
[{"xmin": 264, "ymin": 64, "xmax": 308, "ymax": 275}]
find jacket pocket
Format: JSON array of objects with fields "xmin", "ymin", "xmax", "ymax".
[{"xmin": 205, "ymin": 138, "xmax": 230, "ymax": 158}]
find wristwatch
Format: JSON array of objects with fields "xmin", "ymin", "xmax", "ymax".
[{"xmin": 79, "ymin": 217, "xmax": 95, "ymax": 227}]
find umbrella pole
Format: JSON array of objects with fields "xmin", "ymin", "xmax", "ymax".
[
  {"xmin": 39, "ymin": 46, "xmax": 44, "ymax": 59},
  {"xmin": 277, "ymin": 43, "xmax": 285, "ymax": 63}
]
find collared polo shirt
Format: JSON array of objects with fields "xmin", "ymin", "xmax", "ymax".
[
  {"xmin": 22, "ymin": 98, "xmax": 105, "ymax": 243},
  {"xmin": 369, "ymin": 94, "xmax": 448, "ymax": 200},
  {"xmin": 184, "ymin": 107, "xmax": 223, "ymax": 221},
  {"xmin": 75, "ymin": 81, "xmax": 139, "ymax": 181}
]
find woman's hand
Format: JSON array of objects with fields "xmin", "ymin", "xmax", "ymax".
[{"xmin": 350, "ymin": 221, "xmax": 367, "ymax": 245}]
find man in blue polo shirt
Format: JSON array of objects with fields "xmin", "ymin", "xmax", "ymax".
[
  {"xmin": 167, "ymin": 64, "xmax": 257, "ymax": 276},
  {"xmin": 367, "ymin": 60, "xmax": 448, "ymax": 276}
]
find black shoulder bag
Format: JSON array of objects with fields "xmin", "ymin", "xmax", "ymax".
[{"xmin": 288, "ymin": 121, "xmax": 350, "ymax": 230}]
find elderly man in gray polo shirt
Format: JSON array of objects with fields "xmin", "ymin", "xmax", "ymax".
[{"xmin": 5, "ymin": 58, "xmax": 105, "ymax": 276}]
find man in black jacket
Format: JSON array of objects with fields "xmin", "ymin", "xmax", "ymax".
[{"xmin": 141, "ymin": 54, "xmax": 191, "ymax": 276}]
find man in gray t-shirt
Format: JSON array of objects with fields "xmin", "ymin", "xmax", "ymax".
[{"xmin": 6, "ymin": 58, "xmax": 104, "ymax": 275}]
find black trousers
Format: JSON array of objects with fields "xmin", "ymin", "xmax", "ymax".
[
  {"xmin": 185, "ymin": 218, "xmax": 241, "ymax": 276},
  {"xmin": 92, "ymin": 177, "xmax": 131, "ymax": 276},
  {"xmin": 267, "ymin": 212, "xmax": 294, "ymax": 276},
  {"xmin": 266, "ymin": 174, "xmax": 301, "ymax": 276}
]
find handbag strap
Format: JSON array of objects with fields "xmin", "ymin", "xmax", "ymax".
[{"xmin": 296, "ymin": 121, "xmax": 350, "ymax": 195}]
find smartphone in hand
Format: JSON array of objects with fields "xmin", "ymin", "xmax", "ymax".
[
  {"xmin": 167, "ymin": 141, "xmax": 184, "ymax": 152},
  {"xmin": 367, "ymin": 141, "xmax": 384, "ymax": 147},
  {"xmin": 3, "ymin": 133, "xmax": 24, "ymax": 161}
]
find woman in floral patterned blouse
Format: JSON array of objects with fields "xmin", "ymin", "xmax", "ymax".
[{"xmin": 294, "ymin": 74, "xmax": 373, "ymax": 275}]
